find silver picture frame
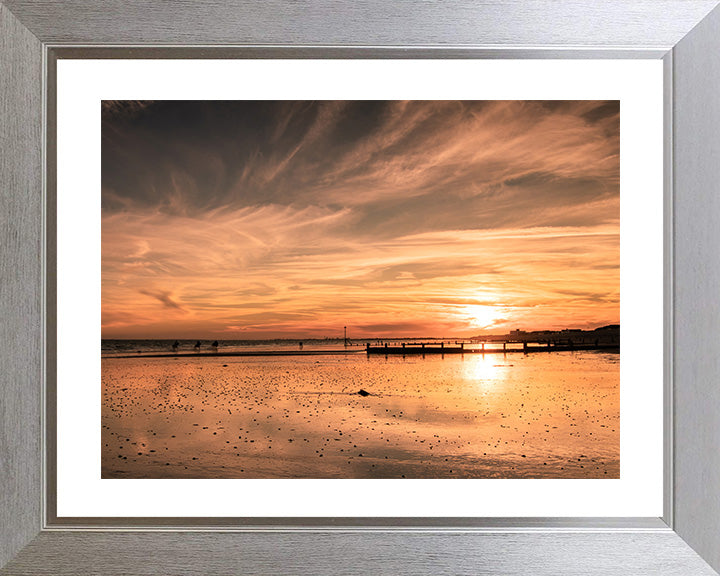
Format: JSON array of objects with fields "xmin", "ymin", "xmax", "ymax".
[{"xmin": 2, "ymin": 1, "xmax": 720, "ymax": 574}]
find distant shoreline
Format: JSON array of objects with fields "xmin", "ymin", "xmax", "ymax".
[{"xmin": 104, "ymin": 349, "xmax": 365, "ymax": 359}]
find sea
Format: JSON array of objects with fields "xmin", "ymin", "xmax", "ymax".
[{"xmin": 102, "ymin": 338, "xmax": 530, "ymax": 357}]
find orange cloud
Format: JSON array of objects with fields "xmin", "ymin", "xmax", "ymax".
[{"xmin": 102, "ymin": 101, "xmax": 619, "ymax": 339}]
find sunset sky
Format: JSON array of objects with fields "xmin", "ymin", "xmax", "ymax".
[{"xmin": 101, "ymin": 100, "xmax": 619, "ymax": 340}]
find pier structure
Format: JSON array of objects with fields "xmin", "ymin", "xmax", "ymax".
[{"xmin": 365, "ymin": 339, "xmax": 618, "ymax": 355}]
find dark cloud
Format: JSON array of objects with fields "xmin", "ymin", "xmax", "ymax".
[
  {"xmin": 138, "ymin": 289, "xmax": 186, "ymax": 312},
  {"xmin": 102, "ymin": 100, "xmax": 155, "ymax": 120},
  {"xmin": 581, "ymin": 101, "xmax": 620, "ymax": 124},
  {"xmin": 102, "ymin": 100, "xmax": 619, "ymax": 235}
]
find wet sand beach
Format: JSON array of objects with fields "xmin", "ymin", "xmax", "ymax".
[{"xmin": 102, "ymin": 350, "xmax": 619, "ymax": 479}]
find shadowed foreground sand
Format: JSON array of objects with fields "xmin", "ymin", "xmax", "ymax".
[{"xmin": 102, "ymin": 351, "xmax": 619, "ymax": 479}]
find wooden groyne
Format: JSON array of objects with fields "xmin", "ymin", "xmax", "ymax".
[{"xmin": 365, "ymin": 341, "xmax": 619, "ymax": 355}]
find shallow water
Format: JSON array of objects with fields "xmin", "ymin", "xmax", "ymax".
[{"xmin": 101, "ymin": 350, "xmax": 619, "ymax": 478}]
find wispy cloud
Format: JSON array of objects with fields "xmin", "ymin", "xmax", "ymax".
[
  {"xmin": 138, "ymin": 289, "xmax": 187, "ymax": 312},
  {"xmin": 102, "ymin": 101, "xmax": 619, "ymax": 338}
]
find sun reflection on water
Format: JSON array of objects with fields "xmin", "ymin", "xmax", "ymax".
[{"xmin": 463, "ymin": 354, "xmax": 507, "ymax": 389}]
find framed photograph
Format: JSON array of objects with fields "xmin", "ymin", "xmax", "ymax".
[
  {"xmin": 57, "ymin": 60, "xmax": 663, "ymax": 521},
  {"xmin": 2, "ymin": 2, "xmax": 720, "ymax": 574}
]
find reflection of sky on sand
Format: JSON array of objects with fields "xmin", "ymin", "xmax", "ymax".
[{"xmin": 102, "ymin": 351, "xmax": 619, "ymax": 479}]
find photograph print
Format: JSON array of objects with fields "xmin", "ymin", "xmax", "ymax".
[{"xmin": 101, "ymin": 100, "xmax": 620, "ymax": 479}]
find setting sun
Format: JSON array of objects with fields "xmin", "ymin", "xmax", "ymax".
[{"xmin": 464, "ymin": 304, "xmax": 505, "ymax": 330}]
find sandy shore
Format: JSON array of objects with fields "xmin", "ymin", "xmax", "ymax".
[{"xmin": 102, "ymin": 352, "xmax": 619, "ymax": 479}]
